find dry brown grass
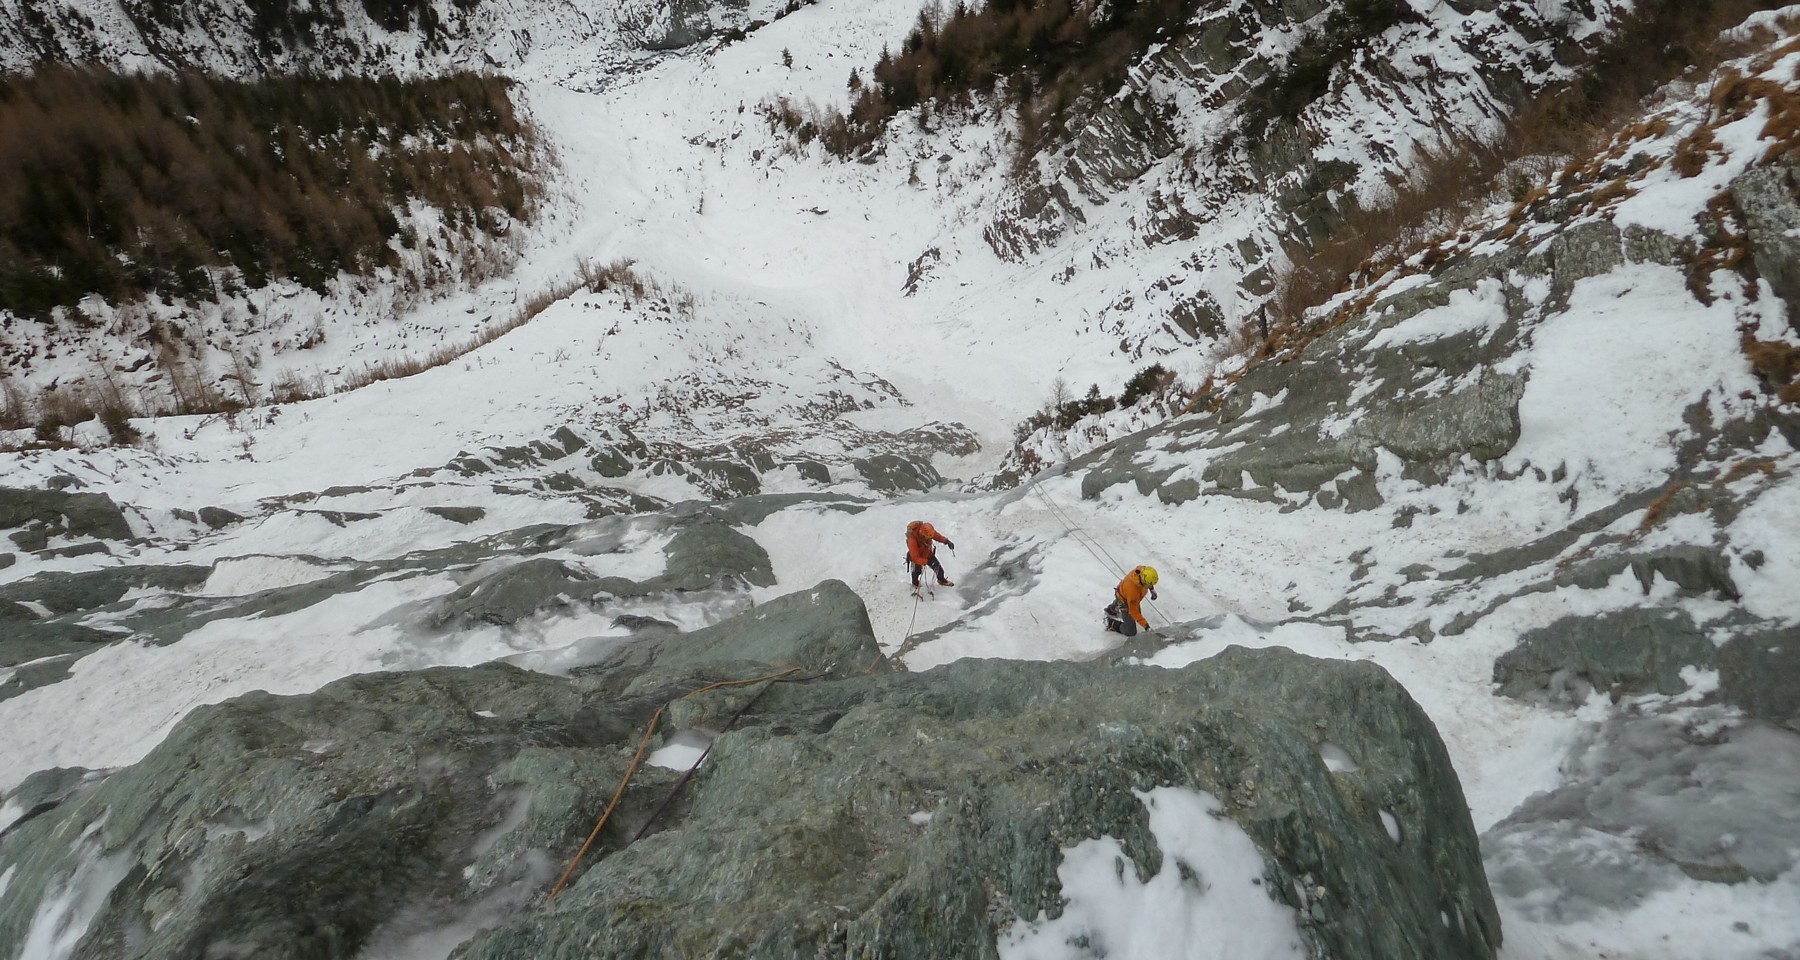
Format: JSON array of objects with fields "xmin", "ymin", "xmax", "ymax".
[
  {"xmin": 331, "ymin": 274, "xmax": 586, "ymax": 394},
  {"xmin": 1743, "ymin": 330, "xmax": 1800, "ymax": 390},
  {"xmin": 1587, "ymin": 178, "xmax": 1637, "ymax": 206},
  {"xmin": 1636, "ymin": 482, "xmax": 1691, "ymax": 533},
  {"xmin": 1717, "ymin": 458, "xmax": 1777, "ymax": 484},
  {"xmin": 1254, "ymin": 0, "xmax": 1799, "ymax": 361},
  {"xmin": 1672, "ymin": 125, "xmax": 1723, "ymax": 176},
  {"xmin": 3, "ymin": 261, "xmax": 667, "ymax": 447}
]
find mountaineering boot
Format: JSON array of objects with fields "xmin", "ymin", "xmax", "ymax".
[{"xmin": 937, "ymin": 578, "xmax": 954, "ymax": 586}]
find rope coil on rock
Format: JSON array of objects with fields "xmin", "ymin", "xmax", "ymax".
[{"xmin": 546, "ymin": 667, "xmax": 802, "ymax": 901}]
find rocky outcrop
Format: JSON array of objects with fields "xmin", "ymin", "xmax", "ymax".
[
  {"xmin": 0, "ymin": 586, "xmax": 1501, "ymax": 960},
  {"xmin": 1730, "ymin": 158, "xmax": 1800, "ymax": 330},
  {"xmin": 975, "ymin": 0, "xmax": 1642, "ymax": 358},
  {"xmin": 0, "ymin": 486, "xmax": 133, "ymax": 543},
  {"xmin": 446, "ymin": 415, "xmax": 974, "ymax": 506},
  {"xmin": 1719, "ymin": 622, "xmax": 1800, "ymax": 732},
  {"xmin": 0, "ymin": 500, "xmax": 789, "ymax": 706},
  {"xmin": 0, "ymin": 564, "xmax": 210, "ymax": 701}
]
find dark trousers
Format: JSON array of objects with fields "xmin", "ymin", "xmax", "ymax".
[
  {"xmin": 910, "ymin": 556, "xmax": 946, "ymax": 586},
  {"xmin": 1106, "ymin": 599, "xmax": 1139, "ymax": 636}
]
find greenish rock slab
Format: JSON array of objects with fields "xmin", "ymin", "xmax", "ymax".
[
  {"xmin": 0, "ymin": 766, "xmax": 98, "ymax": 834},
  {"xmin": 0, "ymin": 596, "xmax": 1498, "ymax": 960},
  {"xmin": 852, "ymin": 453, "xmax": 943, "ymax": 494},
  {"xmin": 0, "ymin": 663, "xmax": 649, "ymax": 960},
  {"xmin": 1719, "ymin": 623, "xmax": 1800, "ymax": 732},
  {"xmin": 0, "ymin": 653, "xmax": 81, "ymax": 703},
  {"xmin": 655, "ymin": 520, "xmax": 775, "ymax": 591},
  {"xmin": 0, "ymin": 487, "xmax": 133, "ymax": 541},
  {"xmin": 432, "ymin": 558, "xmax": 601, "ymax": 627},
  {"xmin": 580, "ymin": 580, "xmax": 888, "ymax": 691},
  {"xmin": 0, "ymin": 565, "xmax": 210, "ymax": 617},
  {"xmin": 468, "ymin": 647, "xmax": 1499, "ymax": 960},
  {"xmin": 1493, "ymin": 608, "xmax": 1716, "ymax": 703}
]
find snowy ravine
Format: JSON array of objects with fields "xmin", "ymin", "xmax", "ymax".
[{"xmin": 4, "ymin": 2, "xmax": 1800, "ymax": 959}]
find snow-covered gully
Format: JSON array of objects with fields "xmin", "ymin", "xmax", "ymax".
[{"xmin": 4, "ymin": 1, "xmax": 1800, "ymax": 959}]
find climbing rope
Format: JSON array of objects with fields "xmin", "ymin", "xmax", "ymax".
[
  {"xmin": 1032, "ymin": 481, "xmax": 1128, "ymax": 579},
  {"xmin": 1029, "ymin": 474, "xmax": 1176, "ymax": 628},
  {"xmin": 546, "ymin": 667, "xmax": 802, "ymax": 901}
]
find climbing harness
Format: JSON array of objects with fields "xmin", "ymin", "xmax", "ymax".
[{"xmin": 547, "ymin": 667, "xmax": 804, "ymax": 901}]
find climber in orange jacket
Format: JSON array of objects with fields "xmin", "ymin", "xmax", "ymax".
[
  {"xmin": 1104, "ymin": 565, "xmax": 1159, "ymax": 636},
  {"xmin": 905, "ymin": 520, "xmax": 955, "ymax": 589}
]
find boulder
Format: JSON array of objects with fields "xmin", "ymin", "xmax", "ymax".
[
  {"xmin": 468, "ymin": 646, "xmax": 1499, "ymax": 960},
  {"xmin": 654, "ymin": 520, "xmax": 775, "ymax": 591},
  {"xmin": 581, "ymin": 579, "xmax": 886, "ymax": 691},
  {"xmin": 197, "ymin": 506, "xmax": 245, "ymax": 529},
  {"xmin": 0, "ymin": 595, "xmax": 1499, "ymax": 960}
]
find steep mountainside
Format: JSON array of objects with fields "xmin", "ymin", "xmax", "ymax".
[
  {"xmin": 2, "ymin": 2, "xmax": 1799, "ymax": 959},
  {"xmin": 0, "ymin": 0, "xmax": 765, "ymax": 80}
]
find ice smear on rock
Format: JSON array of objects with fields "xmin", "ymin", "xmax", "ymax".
[
  {"xmin": 15, "ymin": 838, "xmax": 132, "ymax": 960},
  {"xmin": 998, "ymin": 788, "xmax": 1305, "ymax": 960}
]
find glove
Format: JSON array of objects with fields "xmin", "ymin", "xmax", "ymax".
[
  {"xmin": 1150, "ymin": 588, "xmax": 1158, "ymax": 601},
  {"xmin": 946, "ymin": 540, "xmax": 955, "ymax": 550}
]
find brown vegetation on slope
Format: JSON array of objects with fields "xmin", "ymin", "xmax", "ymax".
[
  {"xmin": 0, "ymin": 66, "xmax": 541, "ymax": 318},
  {"xmin": 1262, "ymin": 0, "xmax": 1792, "ymax": 344}
]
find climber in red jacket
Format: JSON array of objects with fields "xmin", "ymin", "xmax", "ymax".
[{"xmin": 905, "ymin": 520, "xmax": 955, "ymax": 589}]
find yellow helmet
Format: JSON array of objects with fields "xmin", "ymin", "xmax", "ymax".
[{"xmin": 1138, "ymin": 566, "xmax": 1159, "ymax": 586}]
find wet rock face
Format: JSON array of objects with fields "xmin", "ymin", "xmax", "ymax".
[{"xmin": 0, "ymin": 590, "xmax": 1499, "ymax": 960}]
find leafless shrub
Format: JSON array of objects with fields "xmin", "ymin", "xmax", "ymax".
[
  {"xmin": 577, "ymin": 257, "xmax": 640, "ymax": 294},
  {"xmin": 0, "ymin": 376, "xmax": 29, "ymax": 430}
]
